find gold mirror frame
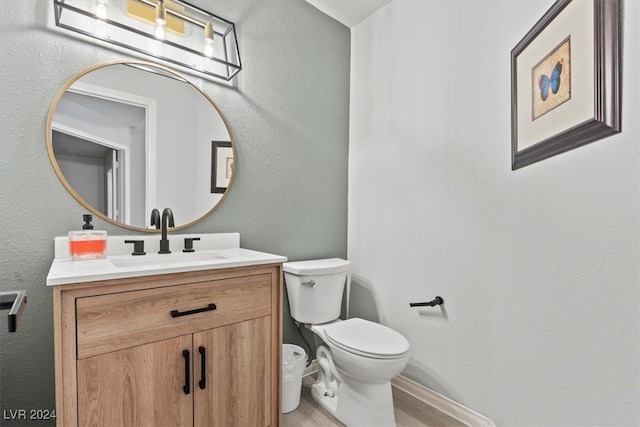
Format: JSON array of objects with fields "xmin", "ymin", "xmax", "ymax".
[{"xmin": 46, "ymin": 60, "xmax": 236, "ymax": 232}]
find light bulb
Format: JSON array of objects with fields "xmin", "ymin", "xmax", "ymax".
[
  {"xmin": 154, "ymin": 0, "xmax": 166, "ymax": 40},
  {"xmin": 154, "ymin": 23, "xmax": 165, "ymax": 40},
  {"xmin": 154, "ymin": 0, "xmax": 167, "ymax": 40},
  {"xmin": 204, "ymin": 39, "xmax": 214, "ymax": 57},
  {"xmin": 204, "ymin": 23, "xmax": 214, "ymax": 57},
  {"xmin": 96, "ymin": 0, "xmax": 108, "ymax": 20},
  {"xmin": 155, "ymin": 0, "xmax": 166, "ymax": 26}
]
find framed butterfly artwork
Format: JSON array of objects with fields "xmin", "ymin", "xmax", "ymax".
[{"xmin": 510, "ymin": 0, "xmax": 621, "ymax": 170}]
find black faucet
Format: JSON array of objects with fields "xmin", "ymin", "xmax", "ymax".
[
  {"xmin": 159, "ymin": 208, "xmax": 175, "ymax": 254},
  {"xmin": 150, "ymin": 209, "xmax": 161, "ymax": 229}
]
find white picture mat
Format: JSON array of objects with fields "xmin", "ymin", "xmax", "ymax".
[
  {"xmin": 215, "ymin": 146, "xmax": 233, "ymax": 188},
  {"xmin": 516, "ymin": 0, "xmax": 595, "ymax": 151}
]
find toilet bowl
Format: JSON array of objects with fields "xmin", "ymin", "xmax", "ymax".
[
  {"xmin": 283, "ymin": 259, "xmax": 410, "ymax": 427},
  {"xmin": 311, "ymin": 318, "xmax": 410, "ymax": 384}
]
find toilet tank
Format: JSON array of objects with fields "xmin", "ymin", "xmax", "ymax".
[{"xmin": 283, "ymin": 258, "xmax": 351, "ymax": 324}]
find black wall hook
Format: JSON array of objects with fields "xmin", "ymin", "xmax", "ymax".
[{"xmin": 409, "ymin": 296, "xmax": 444, "ymax": 308}]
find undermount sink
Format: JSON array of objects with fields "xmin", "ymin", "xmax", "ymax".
[{"xmin": 111, "ymin": 251, "xmax": 227, "ymax": 268}]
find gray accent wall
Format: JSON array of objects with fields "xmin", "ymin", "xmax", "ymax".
[{"xmin": 0, "ymin": 1, "xmax": 349, "ymax": 424}]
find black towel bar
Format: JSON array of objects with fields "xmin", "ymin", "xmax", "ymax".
[{"xmin": 0, "ymin": 290, "xmax": 27, "ymax": 333}]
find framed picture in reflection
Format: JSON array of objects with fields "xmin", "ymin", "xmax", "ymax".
[{"xmin": 211, "ymin": 140, "xmax": 233, "ymax": 193}]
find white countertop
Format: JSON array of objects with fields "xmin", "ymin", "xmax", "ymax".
[{"xmin": 47, "ymin": 233, "xmax": 287, "ymax": 286}]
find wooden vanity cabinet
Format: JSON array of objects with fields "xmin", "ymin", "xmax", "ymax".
[{"xmin": 53, "ymin": 264, "xmax": 282, "ymax": 427}]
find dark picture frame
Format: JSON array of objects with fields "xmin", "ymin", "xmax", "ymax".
[
  {"xmin": 510, "ymin": 0, "xmax": 621, "ymax": 170},
  {"xmin": 211, "ymin": 141, "xmax": 233, "ymax": 193}
]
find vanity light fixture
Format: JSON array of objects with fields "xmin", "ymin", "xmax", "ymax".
[{"xmin": 52, "ymin": 0, "xmax": 241, "ymax": 81}]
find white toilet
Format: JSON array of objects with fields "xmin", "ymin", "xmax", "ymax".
[{"xmin": 284, "ymin": 258, "xmax": 410, "ymax": 427}]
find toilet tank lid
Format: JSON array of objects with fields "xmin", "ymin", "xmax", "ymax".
[{"xmin": 283, "ymin": 258, "xmax": 350, "ymax": 275}]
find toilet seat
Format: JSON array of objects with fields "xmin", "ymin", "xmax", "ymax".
[{"xmin": 323, "ymin": 318, "xmax": 409, "ymax": 360}]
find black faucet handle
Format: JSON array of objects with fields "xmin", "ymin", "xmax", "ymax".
[
  {"xmin": 124, "ymin": 240, "xmax": 146, "ymax": 256},
  {"xmin": 183, "ymin": 237, "xmax": 201, "ymax": 253}
]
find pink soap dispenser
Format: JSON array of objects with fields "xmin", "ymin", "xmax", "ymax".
[{"xmin": 68, "ymin": 214, "xmax": 107, "ymax": 260}]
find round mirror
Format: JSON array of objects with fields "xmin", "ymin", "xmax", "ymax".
[{"xmin": 46, "ymin": 61, "xmax": 235, "ymax": 231}]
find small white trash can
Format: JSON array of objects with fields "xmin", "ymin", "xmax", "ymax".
[{"xmin": 282, "ymin": 344, "xmax": 307, "ymax": 413}]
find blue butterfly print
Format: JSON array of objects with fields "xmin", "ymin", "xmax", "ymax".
[{"xmin": 538, "ymin": 58, "xmax": 564, "ymax": 101}]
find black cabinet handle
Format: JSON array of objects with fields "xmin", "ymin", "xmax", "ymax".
[
  {"xmin": 182, "ymin": 349, "xmax": 191, "ymax": 395},
  {"xmin": 171, "ymin": 303, "xmax": 217, "ymax": 318},
  {"xmin": 198, "ymin": 346, "xmax": 206, "ymax": 390}
]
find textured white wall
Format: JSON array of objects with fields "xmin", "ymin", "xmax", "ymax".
[
  {"xmin": 0, "ymin": 1, "xmax": 349, "ymax": 423},
  {"xmin": 348, "ymin": 1, "xmax": 639, "ymax": 425}
]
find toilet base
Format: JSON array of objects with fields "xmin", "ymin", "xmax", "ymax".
[{"xmin": 311, "ymin": 346, "xmax": 397, "ymax": 427}]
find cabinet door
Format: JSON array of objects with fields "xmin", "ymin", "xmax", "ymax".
[
  {"xmin": 194, "ymin": 316, "xmax": 271, "ymax": 427},
  {"xmin": 77, "ymin": 335, "xmax": 194, "ymax": 427}
]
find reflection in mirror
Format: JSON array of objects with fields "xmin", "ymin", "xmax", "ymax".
[{"xmin": 47, "ymin": 61, "xmax": 235, "ymax": 231}]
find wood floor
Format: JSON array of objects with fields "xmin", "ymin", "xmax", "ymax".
[{"xmin": 282, "ymin": 374, "xmax": 467, "ymax": 427}]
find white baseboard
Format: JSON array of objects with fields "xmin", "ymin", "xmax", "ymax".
[{"xmin": 391, "ymin": 376, "xmax": 495, "ymax": 427}]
